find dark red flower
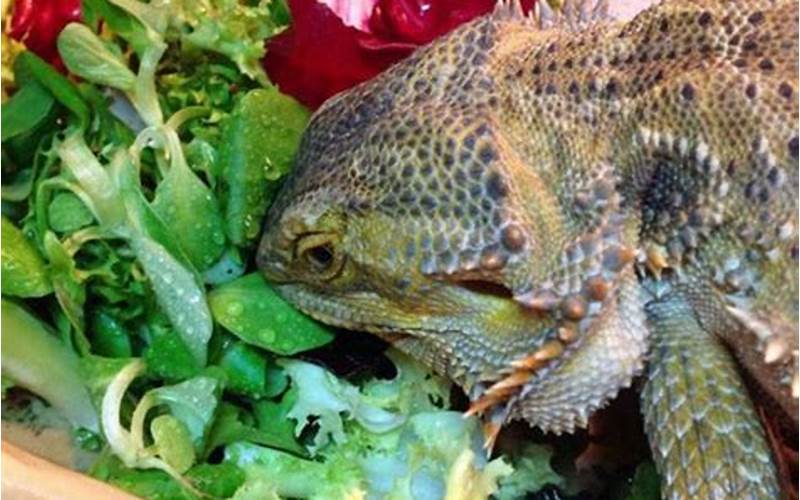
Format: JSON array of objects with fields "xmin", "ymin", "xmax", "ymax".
[
  {"xmin": 9, "ymin": 0, "xmax": 82, "ymax": 70},
  {"xmin": 264, "ymin": 0, "xmax": 535, "ymax": 109}
]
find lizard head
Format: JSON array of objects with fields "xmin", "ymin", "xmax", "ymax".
[
  {"xmin": 257, "ymin": 15, "xmax": 551, "ymax": 378},
  {"xmin": 258, "ymin": 15, "xmax": 560, "ymax": 384},
  {"xmin": 256, "ymin": 89, "xmax": 546, "ymax": 382},
  {"xmin": 258, "ymin": 7, "xmax": 649, "ymax": 435}
]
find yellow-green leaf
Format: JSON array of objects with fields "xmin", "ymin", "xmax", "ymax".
[{"xmin": 1, "ymin": 216, "xmax": 52, "ymax": 297}]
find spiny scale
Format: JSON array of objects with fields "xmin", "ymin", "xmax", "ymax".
[{"xmin": 497, "ymin": 0, "xmax": 610, "ymax": 31}]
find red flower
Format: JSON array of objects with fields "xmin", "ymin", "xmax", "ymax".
[
  {"xmin": 264, "ymin": 0, "xmax": 535, "ymax": 109},
  {"xmin": 8, "ymin": 0, "xmax": 82, "ymax": 70}
]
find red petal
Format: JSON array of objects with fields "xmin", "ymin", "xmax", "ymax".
[
  {"xmin": 264, "ymin": 0, "xmax": 537, "ymax": 109},
  {"xmin": 8, "ymin": 0, "xmax": 35, "ymax": 39},
  {"xmin": 436, "ymin": 0, "xmax": 496, "ymax": 36},
  {"xmin": 9, "ymin": 0, "xmax": 82, "ymax": 70},
  {"xmin": 263, "ymin": 0, "xmax": 411, "ymax": 109},
  {"xmin": 378, "ymin": 0, "xmax": 441, "ymax": 44}
]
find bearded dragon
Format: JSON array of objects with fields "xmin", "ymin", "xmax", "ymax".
[{"xmin": 257, "ymin": 0, "xmax": 799, "ymax": 497}]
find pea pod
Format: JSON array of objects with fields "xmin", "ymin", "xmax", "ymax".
[
  {"xmin": 220, "ymin": 88, "xmax": 309, "ymax": 246},
  {"xmin": 209, "ymin": 273, "xmax": 334, "ymax": 355},
  {"xmin": 1, "ymin": 216, "xmax": 52, "ymax": 297}
]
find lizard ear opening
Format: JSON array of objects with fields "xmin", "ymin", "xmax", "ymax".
[{"xmin": 455, "ymin": 279, "xmax": 514, "ymax": 300}]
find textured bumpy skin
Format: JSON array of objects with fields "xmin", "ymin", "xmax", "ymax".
[
  {"xmin": 642, "ymin": 297, "xmax": 779, "ymax": 498},
  {"xmin": 258, "ymin": 1, "xmax": 799, "ymax": 497}
]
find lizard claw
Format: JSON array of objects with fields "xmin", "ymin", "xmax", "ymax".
[
  {"xmin": 466, "ymin": 339, "xmax": 567, "ymax": 421},
  {"xmin": 486, "ymin": 370, "xmax": 533, "ymax": 393},
  {"xmin": 481, "ymin": 400, "xmax": 518, "ymax": 454},
  {"xmin": 482, "ymin": 421, "xmax": 502, "ymax": 452},
  {"xmin": 464, "ymin": 387, "xmax": 515, "ymax": 417},
  {"xmin": 644, "ymin": 245, "xmax": 670, "ymax": 278},
  {"xmin": 510, "ymin": 340, "xmax": 564, "ymax": 370},
  {"xmin": 764, "ymin": 336, "xmax": 790, "ymax": 364}
]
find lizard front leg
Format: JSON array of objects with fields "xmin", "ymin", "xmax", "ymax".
[{"xmin": 641, "ymin": 297, "xmax": 779, "ymax": 499}]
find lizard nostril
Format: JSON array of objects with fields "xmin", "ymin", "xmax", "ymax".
[{"xmin": 256, "ymin": 231, "xmax": 294, "ymax": 282}]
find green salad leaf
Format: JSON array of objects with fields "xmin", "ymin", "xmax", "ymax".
[
  {"xmin": 209, "ymin": 273, "xmax": 334, "ymax": 354},
  {"xmin": 0, "ymin": 80, "xmax": 55, "ymax": 142},
  {"xmin": 89, "ymin": 310, "xmax": 134, "ymax": 358},
  {"xmin": 48, "ymin": 191, "xmax": 95, "ymax": 233},
  {"xmin": 494, "ymin": 444, "xmax": 564, "ymax": 500},
  {"xmin": 1, "ymin": 216, "xmax": 52, "ymax": 297},
  {"xmin": 168, "ymin": 0, "xmax": 279, "ymax": 85},
  {"xmin": 90, "ymin": 453, "xmax": 245, "ymax": 500},
  {"xmin": 218, "ymin": 342, "xmax": 268, "ymax": 397},
  {"xmin": 280, "ymin": 359, "xmax": 406, "ymax": 453},
  {"xmin": 151, "ymin": 414, "xmax": 197, "ymax": 473},
  {"xmin": 142, "ymin": 375, "xmax": 221, "ymax": 448},
  {"xmin": 14, "ymin": 52, "xmax": 91, "ymax": 129},
  {"xmin": 224, "ymin": 354, "xmax": 513, "ymax": 500},
  {"xmin": 625, "ymin": 461, "xmax": 661, "ymax": 500},
  {"xmin": 58, "ymin": 23, "xmax": 137, "ymax": 91},
  {"xmin": 81, "ymin": 0, "xmax": 151, "ymax": 56},
  {"xmin": 143, "ymin": 319, "xmax": 201, "ymax": 381},
  {"xmin": 43, "ymin": 231, "xmax": 88, "ymax": 340},
  {"xmin": 205, "ymin": 400, "xmax": 306, "ymax": 458},
  {"xmin": 151, "ymin": 129, "xmax": 226, "ymax": 271},
  {"xmin": 130, "ymin": 235, "xmax": 213, "ymax": 365}
]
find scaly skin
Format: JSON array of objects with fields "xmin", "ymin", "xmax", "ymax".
[{"xmin": 257, "ymin": 1, "xmax": 798, "ymax": 497}]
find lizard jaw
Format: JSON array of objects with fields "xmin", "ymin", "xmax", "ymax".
[{"xmin": 269, "ymin": 283, "xmax": 443, "ymax": 337}]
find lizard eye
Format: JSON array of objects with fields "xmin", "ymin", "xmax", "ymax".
[
  {"xmin": 296, "ymin": 233, "xmax": 343, "ymax": 278},
  {"xmin": 305, "ymin": 243, "xmax": 334, "ymax": 270}
]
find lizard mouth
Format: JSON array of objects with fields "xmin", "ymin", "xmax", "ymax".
[{"xmin": 270, "ymin": 283, "xmax": 442, "ymax": 337}]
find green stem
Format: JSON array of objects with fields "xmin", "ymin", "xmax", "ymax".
[
  {"xmin": 130, "ymin": 392, "xmax": 157, "ymax": 451},
  {"xmin": 62, "ymin": 226, "xmax": 113, "ymax": 256},
  {"xmin": 128, "ymin": 42, "xmax": 167, "ymax": 127},
  {"xmin": 57, "ymin": 132, "xmax": 126, "ymax": 229},
  {"xmin": 166, "ymin": 106, "xmax": 210, "ymax": 131}
]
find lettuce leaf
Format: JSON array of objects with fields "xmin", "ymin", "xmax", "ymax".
[
  {"xmin": 494, "ymin": 444, "xmax": 564, "ymax": 500},
  {"xmin": 225, "ymin": 351, "xmax": 512, "ymax": 500},
  {"xmin": 168, "ymin": 0, "xmax": 283, "ymax": 85}
]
